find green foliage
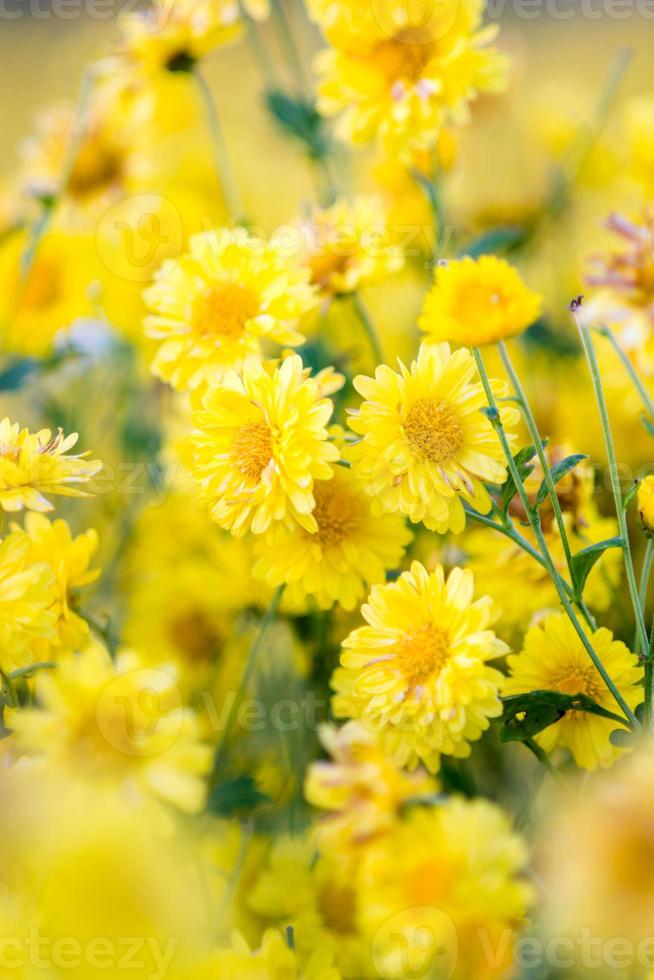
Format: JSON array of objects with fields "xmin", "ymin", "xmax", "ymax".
[{"xmin": 500, "ymin": 690, "xmax": 627, "ymax": 744}]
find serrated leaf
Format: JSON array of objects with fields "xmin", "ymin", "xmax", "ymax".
[
  {"xmin": 536, "ymin": 453, "xmax": 587, "ymax": 507},
  {"xmin": 570, "ymin": 537, "xmax": 624, "ymax": 596},
  {"xmin": 206, "ymin": 776, "xmax": 270, "ymax": 817},
  {"xmin": 458, "ymin": 226, "xmax": 527, "ymax": 259},
  {"xmin": 500, "ymin": 445, "xmax": 538, "ymax": 513},
  {"xmin": 500, "ymin": 690, "xmax": 626, "ymax": 743}
]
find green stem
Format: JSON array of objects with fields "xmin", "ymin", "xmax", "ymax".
[
  {"xmin": 411, "ymin": 167, "xmax": 447, "ymax": 258},
  {"xmin": 499, "ymin": 341, "xmax": 577, "ymax": 586},
  {"xmin": 212, "ymin": 585, "xmax": 285, "ymax": 779},
  {"xmin": 474, "ymin": 346, "xmax": 639, "ymax": 728},
  {"xmin": 351, "ymin": 292, "xmax": 383, "ymax": 366},
  {"xmin": 573, "ymin": 312, "xmax": 650, "ymax": 661},
  {"xmin": 238, "ymin": 1, "xmax": 280, "ymax": 90},
  {"xmin": 271, "ymin": 0, "xmax": 311, "ymax": 93},
  {"xmin": 596, "ymin": 324, "xmax": 654, "ymax": 421},
  {"xmin": 637, "ymin": 539, "xmax": 654, "ymax": 652},
  {"xmin": 194, "ymin": 70, "xmax": 244, "ymax": 223},
  {"xmin": 78, "ymin": 608, "xmax": 117, "ymax": 658}
]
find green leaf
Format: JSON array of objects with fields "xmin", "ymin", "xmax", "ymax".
[
  {"xmin": 0, "ymin": 357, "xmax": 40, "ymax": 392},
  {"xmin": 570, "ymin": 537, "xmax": 624, "ymax": 596},
  {"xmin": 479, "ymin": 406, "xmax": 499, "ymax": 424},
  {"xmin": 622, "ymin": 480, "xmax": 639, "ymax": 511},
  {"xmin": 535, "ymin": 453, "xmax": 587, "ymax": 507},
  {"xmin": 265, "ymin": 91, "xmax": 330, "ymax": 161},
  {"xmin": 500, "ymin": 690, "xmax": 626, "ymax": 743},
  {"xmin": 458, "ymin": 226, "xmax": 527, "ymax": 259},
  {"xmin": 609, "ymin": 727, "xmax": 636, "ymax": 748},
  {"xmin": 500, "ymin": 445, "xmax": 538, "ymax": 513},
  {"xmin": 206, "ymin": 776, "xmax": 270, "ymax": 817}
]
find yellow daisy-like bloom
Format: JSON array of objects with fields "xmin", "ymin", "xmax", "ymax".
[
  {"xmin": 358, "ymin": 798, "xmax": 531, "ymax": 980},
  {"xmin": 293, "ymin": 196, "xmax": 404, "ymax": 297},
  {"xmin": 419, "ymin": 255, "xmax": 543, "ymax": 345},
  {"xmin": 191, "ymin": 355, "xmax": 340, "ymax": 535},
  {"xmin": 0, "ymin": 531, "xmax": 56, "ymax": 673},
  {"xmin": 505, "ymin": 613, "xmax": 642, "ymax": 770},
  {"xmin": 115, "ymin": 0, "xmax": 243, "ymax": 75},
  {"xmin": 0, "ymin": 418, "xmax": 102, "ymax": 513},
  {"xmin": 249, "ymin": 834, "xmax": 372, "ymax": 978},
  {"xmin": 253, "ymin": 463, "xmax": 411, "ymax": 610},
  {"xmin": 332, "ymin": 561, "xmax": 507, "ymax": 772},
  {"xmin": 638, "ymin": 475, "xmax": 654, "ymax": 535},
  {"xmin": 0, "ymin": 230, "xmax": 95, "ymax": 357},
  {"xmin": 16, "ymin": 513, "xmax": 100, "ymax": 655},
  {"xmin": 200, "ymin": 930, "xmax": 340, "ymax": 980},
  {"xmin": 305, "ymin": 721, "xmax": 436, "ymax": 853},
  {"xmin": 313, "ymin": 0, "xmax": 509, "ymax": 156},
  {"xmin": 9, "ymin": 641, "xmax": 211, "ymax": 813},
  {"xmin": 348, "ymin": 343, "xmax": 517, "ymax": 533},
  {"xmin": 144, "ymin": 228, "xmax": 316, "ymax": 391}
]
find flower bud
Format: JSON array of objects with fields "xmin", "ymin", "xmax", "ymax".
[{"xmin": 637, "ymin": 476, "xmax": 654, "ymax": 535}]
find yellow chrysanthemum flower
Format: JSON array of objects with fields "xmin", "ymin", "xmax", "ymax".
[
  {"xmin": 0, "ymin": 531, "xmax": 56, "ymax": 673},
  {"xmin": 0, "ymin": 418, "xmax": 102, "ymax": 513},
  {"xmin": 305, "ymin": 721, "xmax": 436, "ymax": 853},
  {"xmin": 292, "ymin": 196, "xmax": 404, "ymax": 297},
  {"xmin": 9, "ymin": 642, "xmax": 211, "ymax": 812},
  {"xmin": 358, "ymin": 798, "xmax": 531, "ymax": 980},
  {"xmin": 638, "ymin": 475, "xmax": 654, "ymax": 535},
  {"xmin": 313, "ymin": 0, "xmax": 509, "ymax": 155},
  {"xmin": 16, "ymin": 513, "xmax": 100, "ymax": 655},
  {"xmin": 253, "ymin": 463, "xmax": 411, "ymax": 610},
  {"xmin": 332, "ymin": 561, "xmax": 507, "ymax": 772},
  {"xmin": 115, "ymin": 0, "xmax": 243, "ymax": 75},
  {"xmin": 505, "ymin": 613, "xmax": 642, "ymax": 770},
  {"xmin": 419, "ymin": 255, "xmax": 543, "ymax": 345},
  {"xmin": 144, "ymin": 228, "xmax": 317, "ymax": 390},
  {"xmin": 198, "ymin": 930, "xmax": 340, "ymax": 980},
  {"xmin": 191, "ymin": 355, "xmax": 340, "ymax": 535},
  {"xmin": 348, "ymin": 342, "xmax": 518, "ymax": 533},
  {"xmin": 249, "ymin": 834, "xmax": 371, "ymax": 978},
  {"xmin": 0, "ymin": 230, "xmax": 95, "ymax": 357}
]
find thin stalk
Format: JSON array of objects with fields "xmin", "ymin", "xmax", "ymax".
[
  {"xmin": 351, "ymin": 292, "xmax": 383, "ymax": 366},
  {"xmin": 411, "ymin": 167, "xmax": 447, "ymax": 258},
  {"xmin": 78, "ymin": 608, "xmax": 118, "ymax": 658},
  {"xmin": 573, "ymin": 312, "xmax": 650, "ymax": 660},
  {"xmin": 212, "ymin": 585, "xmax": 285, "ymax": 779},
  {"xmin": 637, "ymin": 539, "xmax": 654, "ymax": 652},
  {"xmin": 474, "ymin": 346, "xmax": 639, "ymax": 728},
  {"xmin": 596, "ymin": 324, "xmax": 654, "ymax": 421},
  {"xmin": 271, "ymin": 0, "xmax": 311, "ymax": 93},
  {"xmin": 499, "ymin": 340, "xmax": 577, "ymax": 586},
  {"xmin": 194, "ymin": 70, "xmax": 244, "ymax": 223},
  {"xmin": 238, "ymin": 1, "xmax": 280, "ymax": 90}
]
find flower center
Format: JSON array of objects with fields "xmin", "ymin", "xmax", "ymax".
[
  {"xmin": 231, "ymin": 420, "xmax": 273, "ymax": 483},
  {"xmin": 22, "ymin": 256, "xmax": 62, "ymax": 312},
  {"xmin": 169, "ymin": 609, "xmax": 221, "ymax": 662},
  {"xmin": 396, "ymin": 623, "xmax": 450, "ymax": 689},
  {"xmin": 403, "ymin": 397, "xmax": 464, "ymax": 464},
  {"xmin": 67, "ymin": 136, "xmax": 123, "ymax": 198},
  {"xmin": 548, "ymin": 663, "xmax": 602, "ymax": 701},
  {"xmin": 192, "ymin": 282, "xmax": 259, "ymax": 339},
  {"xmin": 372, "ymin": 32, "xmax": 436, "ymax": 84},
  {"xmin": 318, "ymin": 880, "xmax": 357, "ymax": 935},
  {"xmin": 310, "ymin": 478, "xmax": 365, "ymax": 547}
]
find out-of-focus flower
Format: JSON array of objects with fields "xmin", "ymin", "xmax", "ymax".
[
  {"xmin": 249, "ymin": 834, "xmax": 371, "ymax": 977},
  {"xmin": 348, "ymin": 343, "xmax": 517, "ymax": 533},
  {"xmin": 16, "ymin": 513, "xmax": 100, "ymax": 655},
  {"xmin": 305, "ymin": 721, "xmax": 436, "ymax": 852},
  {"xmin": 9, "ymin": 642, "xmax": 211, "ymax": 812},
  {"xmin": 638, "ymin": 475, "xmax": 654, "ymax": 536},
  {"xmin": 198, "ymin": 929, "xmax": 341, "ymax": 980},
  {"xmin": 332, "ymin": 561, "xmax": 507, "ymax": 772},
  {"xmin": 358, "ymin": 797, "xmax": 531, "ymax": 980},
  {"xmin": 505, "ymin": 613, "xmax": 641, "ymax": 770},
  {"xmin": 292, "ymin": 196, "xmax": 404, "ymax": 298},
  {"xmin": 312, "ymin": 0, "xmax": 508, "ymax": 156},
  {"xmin": 0, "ymin": 419, "xmax": 102, "ymax": 513},
  {"xmin": 419, "ymin": 255, "xmax": 542, "ymax": 345},
  {"xmin": 0, "ymin": 230, "xmax": 95, "ymax": 357},
  {"xmin": 0, "ymin": 531, "xmax": 55, "ymax": 672},
  {"xmin": 253, "ymin": 463, "xmax": 411, "ymax": 610},
  {"xmin": 144, "ymin": 228, "xmax": 316, "ymax": 391},
  {"xmin": 191, "ymin": 355, "xmax": 339, "ymax": 535},
  {"xmin": 114, "ymin": 0, "xmax": 244, "ymax": 76}
]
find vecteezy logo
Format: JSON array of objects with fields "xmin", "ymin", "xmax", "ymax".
[
  {"xmin": 96, "ymin": 667, "xmax": 183, "ymax": 757},
  {"xmin": 95, "ymin": 193, "xmax": 184, "ymax": 283},
  {"xmin": 372, "ymin": 907, "xmax": 458, "ymax": 979}
]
